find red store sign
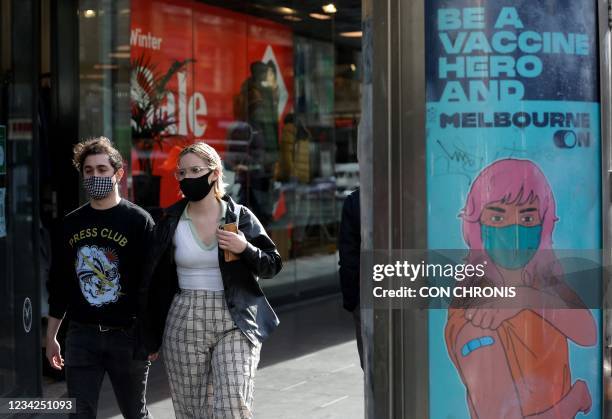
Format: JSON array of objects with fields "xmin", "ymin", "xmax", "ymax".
[{"xmin": 131, "ymin": 0, "xmax": 294, "ymax": 207}]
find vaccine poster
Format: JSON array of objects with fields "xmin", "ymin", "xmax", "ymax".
[{"xmin": 425, "ymin": 1, "xmax": 602, "ymax": 418}]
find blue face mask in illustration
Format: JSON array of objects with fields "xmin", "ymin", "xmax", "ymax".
[{"xmin": 481, "ymin": 224, "xmax": 542, "ymax": 270}]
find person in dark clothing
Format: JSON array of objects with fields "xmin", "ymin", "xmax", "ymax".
[
  {"xmin": 338, "ymin": 188, "xmax": 362, "ymax": 368},
  {"xmin": 231, "ymin": 60, "xmax": 280, "ymax": 226},
  {"xmin": 46, "ymin": 137, "xmax": 154, "ymax": 419}
]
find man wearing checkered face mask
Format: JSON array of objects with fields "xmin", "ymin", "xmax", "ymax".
[{"xmin": 46, "ymin": 136, "xmax": 155, "ymax": 419}]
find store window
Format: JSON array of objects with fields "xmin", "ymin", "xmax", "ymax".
[
  {"xmin": 79, "ymin": 0, "xmax": 131, "ymax": 194},
  {"xmin": 79, "ymin": 0, "xmax": 362, "ymax": 301},
  {"xmin": 0, "ymin": 0, "xmax": 41, "ymax": 398}
]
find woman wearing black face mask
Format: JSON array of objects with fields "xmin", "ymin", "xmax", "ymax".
[{"xmin": 140, "ymin": 142, "xmax": 282, "ymax": 419}]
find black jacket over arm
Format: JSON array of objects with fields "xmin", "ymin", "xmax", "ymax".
[
  {"xmin": 139, "ymin": 195, "xmax": 282, "ymax": 353},
  {"xmin": 338, "ymin": 188, "xmax": 360, "ymax": 311}
]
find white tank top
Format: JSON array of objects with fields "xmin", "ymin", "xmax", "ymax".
[{"xmin": 173, "ymin": 201, "xmax": 226, "ymax": 291}]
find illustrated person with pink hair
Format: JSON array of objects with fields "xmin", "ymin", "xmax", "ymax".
[{"xmin": 445, "ymin": 158, "xmax": 596, "ymax": 418}]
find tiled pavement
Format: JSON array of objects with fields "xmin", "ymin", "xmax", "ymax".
[{"xmin": 37, "ymin": 295, "xmax": 364, "ymax": 419}]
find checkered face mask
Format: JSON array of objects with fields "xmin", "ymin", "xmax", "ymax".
[{"xmin": 83, "ymin": 175, "xmax": 115, "ymax": 200}]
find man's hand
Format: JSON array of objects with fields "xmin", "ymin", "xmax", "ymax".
[
  {"xmin": 46, "ymin": 338, "xmax": 64, "ymax": 370},
  {"xmin": 46, "ymin": 316, "xmax": 64, "ymax": 370},
  {"xmin": 148, "ymin": 352, "xmax": 159, "ymax": 362}
]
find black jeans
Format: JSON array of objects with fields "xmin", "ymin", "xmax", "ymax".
[
  {"xmin": 352, "ymin": 306, "xmax": 364, "ymax": 370},
  {"xmin": 65, "ymin": 321, "xmax": 151, "ymax": 419}
]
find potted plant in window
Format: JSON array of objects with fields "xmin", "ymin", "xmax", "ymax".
[{"xmin": 130, "ymin": 53, "xmax": 193, "ymax": 207}]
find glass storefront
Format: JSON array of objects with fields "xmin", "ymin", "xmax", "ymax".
[
  {"xmin": 79, "ymin": 0, "xmax": 131, "ymax": 195},
  {"xmin": 78, "ymin": 0, "xmax": 362, "ymax": 303},
  {"xmin": 0, "ymin": 0, "xmax": 42, "ymax": 398}
]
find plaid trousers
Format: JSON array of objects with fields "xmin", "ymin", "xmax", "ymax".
[{"xmin": 162, "ymin": 289, "xmax": 261, "ymax": 419}]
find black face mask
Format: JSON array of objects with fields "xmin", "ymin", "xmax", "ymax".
[{"xmin": 179, "ymin": 171, "xmax": 214, "ymax": 202}]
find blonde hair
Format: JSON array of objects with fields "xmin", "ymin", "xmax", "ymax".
[{"xmin": 178, "ymin": 142, "xmax": 226, "ymax": 200}]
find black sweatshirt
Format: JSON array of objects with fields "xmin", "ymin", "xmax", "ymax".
[{"xmin": 48, "ymin": 199, "xmax": 154, "ymax": 327}]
